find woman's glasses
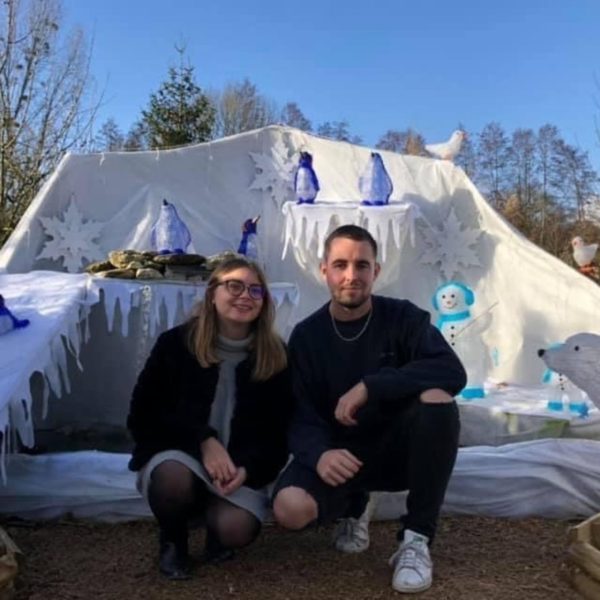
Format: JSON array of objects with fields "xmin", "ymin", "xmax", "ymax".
[{"xmin": 216, "ymin": 279, "xmax": 265, "ymax": 300}]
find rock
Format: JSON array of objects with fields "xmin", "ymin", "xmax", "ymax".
[
  {"xmin": 125, "ymin": 261, "xmax": 144, "ymax": 270},
  {"xmin": 136, "ymin": 268, "xmax": 164, "ymax": 280},
  {"xmin": 151, "ymin": 253, "xmax": 206, "ymax": 266},
  {"xmin": 205, "ymin": 251, "xmax": 240, "ymax": 270},
  {"xmin": 84, "ymin": 260, "xmax": 115, "ymax": 274},
  {"xmin": 97, "ymin": 268, "xmax": 137, "ymax": 279},
  {"xmin": 108, "ymin": 250, "xmax": 147, "ymax": 269}
]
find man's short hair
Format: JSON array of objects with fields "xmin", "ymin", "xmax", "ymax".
[{"xmin": 323, "ymin": 225, "xmax": 378, "ymax": 259}]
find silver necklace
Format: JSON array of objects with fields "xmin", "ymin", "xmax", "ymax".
[{"xmin": 330, "ymin": 308, "xmax": 373, "ymax": 342}]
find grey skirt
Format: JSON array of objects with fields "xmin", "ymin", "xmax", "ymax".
[{"xmin": 137, "ymin": 450, "xmax": 270, "ymax": 522}]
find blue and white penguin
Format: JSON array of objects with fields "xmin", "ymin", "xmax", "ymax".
[
  {"xmin": 0, "ymin": 294, "xmax": 30, "ymax": 336},
  {"xmin": 294, "ymin": 152, "xmax": 320, "ymax": 204},
  {"xmin": 237, "ymin": 216, "xmax": 261, "ymax": 262},
  {"xmin": 150, "ymin": 199, "xmax": 192, "ymax": 254},
  {"xmin": 359, "ymin": 152, "xmax": 393, "ymax": 206}
]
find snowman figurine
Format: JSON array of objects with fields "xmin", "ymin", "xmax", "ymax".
[
  {"xmin": 432, "ymin": 281, "xmax": 490, "ymax": 400},
  {"xmin": 541, "ymin": 345, "xmax": 589, "ymax": 417}
]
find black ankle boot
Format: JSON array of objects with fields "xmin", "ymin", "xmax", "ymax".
[
  {"xmin": 202, "ymin": 530, "xmax": 235, "ymax": 565},
  {"xmin": 159, "ymin": 536, "xmax": 190, "ymax": 580}
]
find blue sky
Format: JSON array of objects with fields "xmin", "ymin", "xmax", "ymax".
[{"xmin": 64, "ymin": 0, "xmax": 600, "ymax": 168}]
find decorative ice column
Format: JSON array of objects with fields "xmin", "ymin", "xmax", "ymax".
[{"xmin": 281, "ymin": 200, "xmax": 421, "ymax": 288}]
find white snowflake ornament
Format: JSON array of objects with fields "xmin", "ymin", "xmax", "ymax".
[
  {"xmin": 249, "ymin": 136, "xmax": 297, "ymax": 207},
  {"xmin": 420, "ymin": 206, "xmax": 482, "ymax": 279},
  {"xmin": 37, "ymin": 197, "xmax": 104, "ymax": 272}
]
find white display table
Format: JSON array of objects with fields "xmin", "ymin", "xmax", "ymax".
[
  {"xmin": 0, "ymin": 272, "xmax": 299, "ymax": 480},
  {"xmin": 0, "ymin": 271, "xmax": 93, "ymax": 479}
]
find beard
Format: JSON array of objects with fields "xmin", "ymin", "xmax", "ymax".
[{"xmin": 333, "ymin": 290, "xmax": 370, "ymax": 310}]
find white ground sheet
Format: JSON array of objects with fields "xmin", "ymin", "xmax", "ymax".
[{"xmin": 1, "ymin": 438, "xmax": 599, "ymax": 522}]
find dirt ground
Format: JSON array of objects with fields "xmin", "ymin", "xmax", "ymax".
[{"xmin": 7, "ymin": 515, "xmax": 581, "ymax": 600}]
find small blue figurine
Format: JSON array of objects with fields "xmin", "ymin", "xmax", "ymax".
[
  {"xmin": 294, "ymin": 152, "xmax": 320, "ymax": 204},
  {"xmin": 0, "ymin": 294, "xmax": 30, "ymax": 335},
  {"xmin": 359, "ymin": 152, "xmax": 393, "ymax": 206},
  {"xmin": 150, "ymin": 199, "xmax": 192, "ymax": 254},
  {"xmin": 237, "ymin": 216, "xmax": 260, "ymax": 262}
]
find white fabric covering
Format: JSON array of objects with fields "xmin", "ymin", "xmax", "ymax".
[
  {"xmin": 2, "ymin": 439, "xmax": 599, "ymax": 522},
  {"xmin": 1, "ymin": 125, "xmax": 599, "ymax": 386},
  {"xmin": 0, "ymin": 271, "xmax": 93, "ymax": 480},
  {"xmin": 1, "ymin": 126, "xmax": 600, "ymax": 520}
]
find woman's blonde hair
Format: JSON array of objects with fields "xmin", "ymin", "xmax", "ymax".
[{"xmin": 187, "ymin": 256, "xmax": 287, "ymax": 380}]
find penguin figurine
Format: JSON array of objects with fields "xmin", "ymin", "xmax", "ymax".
[
  {"xmin": 0, "ymin": 294, "xmax": 30, "ymax": 335},
  {"xmin": 150, "ymin": 199, "xmax": 192, "ymax": 254},
  {"xmin": 359, "ymin": 152, "xmax": 393, "ymax": 206},
  {"xmin": 237, "ymin": 216, "xmax": 261, "ymax": 262},
  {"xmin": 294, "ymin": 152, "xmax": 320, "ymax": 204}
]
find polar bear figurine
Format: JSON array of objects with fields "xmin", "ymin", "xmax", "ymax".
[
  {"xmin": 432, "ymin": 282, "xmax": 491, "ymax": 400},
  {"xmin": 538, "ymin": 333, "xmax": 600, "ymax": 412}
]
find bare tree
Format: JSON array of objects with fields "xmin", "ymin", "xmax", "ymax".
[
  {"xmin": 509, "ymin": 128, "xmax": 537, "ymax": 206},
  {"xmin": 317, "ymin": 120, "xmax": 362, "ymax": 144},
  {"xmin": 454, "ymin": 124, "xmax": 478, "ymax": 180},
  {"xmin": 0, "ymin": 0, "xmax": 97, "ymax": 244},
  {"xmin": 478, "ymin": 122, "xmax": 510, "ymax": 208},
  {"xmin": 212, "ymin": 78, "xmax": 278, "ymax": 138},
  {"xmin": 551, "ymin": 139, "xmax": 598, "ymax": 221},
  {"xmin": 95, "ymin": 117, "xmax": 124, "ymax": 151},
  {"xmin": 376, "ymin": 128, "xmax": 425, "ymax": 155},
  {"xmin": 280, "ymin": 102, "xmax": 312, "ymax": 131}
]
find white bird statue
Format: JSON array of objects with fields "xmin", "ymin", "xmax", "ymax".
[
  {"xmin": 571, "ymin": 236, "xmax": 598, "ymax": 268},
  {"xmin": 425, "ymin": 130, "xmax": 467, "ymax": 161}
]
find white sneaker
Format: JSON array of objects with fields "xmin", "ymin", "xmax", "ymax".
[
  {"xmin": 333, "ymin": 496, "xmax": 374, "ymax": 553},
  {"xmin": 389, "ymin": 529, "xmax": 432, "ymax": 593}
]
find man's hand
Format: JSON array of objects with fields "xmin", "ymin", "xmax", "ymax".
[
  {"xmin": 335, "ymin": 381, "xmax": 368, "ymax": 426},
  {"xmin": 420, "ymin": 388, "xmax": 454, "ymax": 404},
  {"xmin": 316, "ymin": 449, "xmax": 363, "ymax": 486},
  {"xmin": 200, "ymin": 437, "xmax": 237, "ymax": 486}
]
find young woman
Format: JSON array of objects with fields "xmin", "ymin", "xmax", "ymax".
[{"xmin": 127, "ymin": 256, "xmax": 291, "ymax": 580}]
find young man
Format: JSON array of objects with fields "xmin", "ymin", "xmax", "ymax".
[{"xmin": 273, "ymin": 225, "xmax": 466, "ymax": 594}]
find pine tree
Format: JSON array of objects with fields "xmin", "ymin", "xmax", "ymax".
[{"xmin": 141, "ymin": 57, "xmax": 215, "ymax": 148}]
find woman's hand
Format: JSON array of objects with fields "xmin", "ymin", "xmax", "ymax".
[
  {"xmin": 200, "ymin": 437, "xmax": 237, "ymax": 487},
  {"xmin": 218, "ymin": 466, "xmax": 247, "ymax": 495}
]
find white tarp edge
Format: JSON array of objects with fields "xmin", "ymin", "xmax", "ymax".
[{"xmin": 1, "ymin": 439, "xmax": 599, "ymax": 523}]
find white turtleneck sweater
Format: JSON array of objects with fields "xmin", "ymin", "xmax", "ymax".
[{"xmin": 208, "ymin": 333, "xmax": 252, "ymax": 446}]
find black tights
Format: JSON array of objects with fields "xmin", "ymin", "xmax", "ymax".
[{"xmin": 148, "ymin": 460, "xmax": 260, "ymax": 550}]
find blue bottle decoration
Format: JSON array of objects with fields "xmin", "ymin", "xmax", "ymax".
[
  {"xmin": 359, "ymin": 152, "xmax": 393, "ymax": 206},
  {"xmin": 294, "ymin": 152, "xmax": 320, "ymax": 204},
  {"xmin": 150, "ymin": 199, "xmax": 192, "ymax": 254},
  {"xmin": 237, "ymin": 216, "xmax": 260, "ymax": 262},
  {"xmin": 0, "ymin": 294, "xmax": 30, "ymax": 335}
]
